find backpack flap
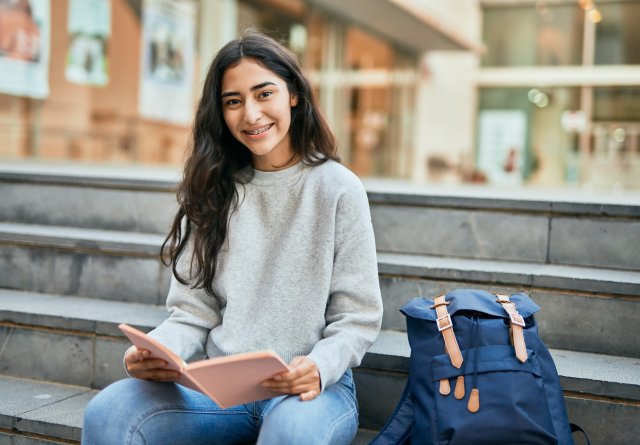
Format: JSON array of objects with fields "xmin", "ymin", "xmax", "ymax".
[
  {"xmin": 401, "ymin": 289, "xmax": 540, "ymax": 367},
  {"xmin": 400, "ymin": 289, "xmax": 540, "ymax": 321}
]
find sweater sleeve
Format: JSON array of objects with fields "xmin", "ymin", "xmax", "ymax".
[
  {"xmin": 308, "ymin": 181, "xmax": 383, "ymax": 390},
  {"xmin": 145, "ymin": 237, "xmax": 223, "ymax": 362}
]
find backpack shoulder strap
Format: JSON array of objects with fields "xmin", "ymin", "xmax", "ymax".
[
  {"xmin": 368, "ymin": 382, "xmax": 414, "ymax": 445},
  {"xmin": 571, "ymin": 423, "xmax": 591, "ymax": 445}
]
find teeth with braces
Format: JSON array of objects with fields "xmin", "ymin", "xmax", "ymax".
[{"xmin": 246, "ymin": 124, "xmax": 273, "ymax": 135}]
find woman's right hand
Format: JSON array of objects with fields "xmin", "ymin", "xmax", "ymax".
[{"xmin": 124, "ymin": 346, "xmax": 181, "ymax": 382}]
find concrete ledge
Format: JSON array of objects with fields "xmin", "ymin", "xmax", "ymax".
[
  {"xmin": 360, "ymin": 331, "xmax": 640, "ymax": 403},
  {"xmin": 0, "ymin": 182, "xmax": 176, "ymax": 234},
  {"xmin": 2, "ymin": 166, "xmax": 638, "ymax": 216},
  {"xmin": 378, "ymin": 277, "xmax": 640, "ymax": 358},
  {"xmin": 378, "ymin": 252, "xmax": 640, "ymax": 296},
  {"xmin": 0, "ymin": 375, "xmax": 376, "ymax": 445},
  {"xmin": 3, "ymin": 224, "xmax": 637, "ymax": 298},
  {"xmin": 0, "ymin": 289, "xmax": 167, "ymax": 336},
  {"xmin": 0, "ymin": 223, "xmax": 164, "ymax": 256},
  {"xmin": 3, "ymin": 291, "xmax": 638, "ymax": 400},
  {"xmin": 364, "ymin": 179, "xmax": 640, "ymax": 217},
  {"xmin": 0, "ymin": 376, "xmax": 94, "ymax": 442},
  {"xmin": 0, "ymin": 166, "xmax": 180, "ymax": 192}
]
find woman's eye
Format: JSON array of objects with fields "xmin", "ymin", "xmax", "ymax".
[
  {"xmin": 259, "ymin": 91, "xmax": 273, "ymax": 99},
  {"xmin": 225, "ymin": 99, "xmax": 241, "ymax": 106}
]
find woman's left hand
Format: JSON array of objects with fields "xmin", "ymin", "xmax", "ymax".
[{"xmin": 262, "ymin": 356, "xmax": 321, "ymax": 401}]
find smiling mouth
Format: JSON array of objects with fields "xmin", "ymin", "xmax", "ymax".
[{"xmin": 244, "ymin": 124, "xmax": 274, "ymax": 135}]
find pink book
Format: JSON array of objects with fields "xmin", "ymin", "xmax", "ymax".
[{"xmin": 118, "ymin": 323, "xmax": 290, "ymax": 408}]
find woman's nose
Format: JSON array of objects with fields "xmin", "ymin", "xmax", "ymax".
[{"xmin": 243, "ymin": 100, "xmax": 262, "ymax": 124}]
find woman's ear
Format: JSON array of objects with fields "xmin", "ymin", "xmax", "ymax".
[{"xmin": 290, "ymin": 94, "xmax": 298, "ymax": 107}]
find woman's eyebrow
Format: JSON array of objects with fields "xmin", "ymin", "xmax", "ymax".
[{"xmin": 221, "ymin": 81, "xmax": 277, "ymax": 98}]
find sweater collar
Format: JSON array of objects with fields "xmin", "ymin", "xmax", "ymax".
[{"xmin": 249, "ymin": 161, "xmax": 306, "ymax": 187}]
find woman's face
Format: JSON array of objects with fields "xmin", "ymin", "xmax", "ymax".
[{"xmin": 221, "ymin": 58, "xmax": 298, "ymax": 171}]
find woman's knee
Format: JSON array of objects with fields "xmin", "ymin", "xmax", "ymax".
[
  {"xmin": 83, "ymin": 379, "xmax": 172, "ymax": 444},
  {"xmin": 257, "ymin": 395, "xmax": 358, "ymax": 445}
]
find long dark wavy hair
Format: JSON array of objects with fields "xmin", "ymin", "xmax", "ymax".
[{"xmin": 161, "ymin": 31, "xmax": 339, "ymax": 296}]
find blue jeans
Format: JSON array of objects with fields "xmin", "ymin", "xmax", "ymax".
[{"xmin": 82, "ymin": 370, "xmax": 358, "ymax": 445}]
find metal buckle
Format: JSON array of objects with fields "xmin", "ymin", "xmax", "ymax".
[
  {"xmin": 509, "ymin": 312, "xmax": 526, "ymax": 327},
  {"xmin": 437, "ymin": 314, "xmax": 453, "ymax": 331}
]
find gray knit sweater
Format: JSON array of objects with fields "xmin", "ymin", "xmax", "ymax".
[{"xmin": 147, "ymin": 160, "xmax": 383, "ymax": 390}]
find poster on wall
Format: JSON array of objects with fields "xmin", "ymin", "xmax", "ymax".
[
  {"xmin": 0, "ymin": 0, "xmax": 50, "ymax": 98},
  {"xmin": 477, "ymin": 110, "xmax": 528, "ymax": 185},
  {"xmin": 138, "ymin": 0, "xmax": 196, "ymax": 126},
  {"xmin": 65, "ymin": 0, "xmax": 110, "ymax": 86}
]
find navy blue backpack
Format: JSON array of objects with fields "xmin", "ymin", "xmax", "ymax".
[{"xmin": 370, "ymin": 289, "xmax": 585, "ymax": 445}]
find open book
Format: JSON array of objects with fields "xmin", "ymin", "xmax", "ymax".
[{"xmin": 119, "ymin": 323, "xmax": 290, "ymax": 408}]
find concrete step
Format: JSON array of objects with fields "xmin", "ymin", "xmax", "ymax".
[
  {"xmin": 1, "ymin": 290, "xmax": 638, "ymax": 407},
  {"xmin": 0, "ymin": 375, "xmax": 96, "ymax": 443},
  {"xmin": 0, "ymin": 223, "xmax": 169, "ymax": 305},
  {"xmin": 0, "ymin": 375, "xmax": 376, "ymax": 445},
  {"xmin": 1, "ymin": 288, "xmax": 638, "ymax": 444},
  {"xmin": 355, "ymin": 331, "xmax": 640, "ymax": 445},
  {"xmin": 3, "ymin": 167, "xmax": 639, "ymax": 269},
  {"xmin": 367, "ymin": 184, "xmax": 640, "ymax": 271},
  {"xmin": 0, "ymin": 167, "xmax": 178, "ymax": 235},
  {"xmin": 0, "ymin": 290, "xmax": 167, "ymax": 388},
  {"xmin": 2, "ymin": 223, "xmax": 639, "ymax": 357},
  {"xmin": 378, "ymin": 252, "xmax": 640, "ymax": 358}
]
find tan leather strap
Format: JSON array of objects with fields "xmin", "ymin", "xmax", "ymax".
[
  {"xmin": 467, "ymin": 388, "xmax": 480, "ymax": 413},
  {"xmin": 439, "ymin": 379, "xmax": 451, "ymax": 396},
  {"xmin": 432, "ymin": 295, "xmax": 463, "ymax": 368},
  {"xmin": 454, "ymin": 375, "xmax": 465, "ymax": 400},
  {"xmin": 496, "ymin": 294, "xmax": 528, "ymax": 363}
]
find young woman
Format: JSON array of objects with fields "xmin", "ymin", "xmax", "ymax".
[{"xmin": 82, "ymin": 31, "xmax": 383, "ymax": 445}]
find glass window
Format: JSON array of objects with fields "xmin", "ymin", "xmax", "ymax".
[
  {"xmin": 593, "ymin": 87, "xmax": 640, "ymax": 121},
  {"xmin": 341, "ymin": 26, "xmax": 416, "ymax": 178},
  {"xmin": 595, "ymin": 2, "xmax": 640, "ymax": 65},
  {"xmin": 237, "ymin": 0, "xmax": 306, "ymax": 59},
  {"xmin": 478, "ymin": 87, "xmax": 581, "ymax": 185},
  {"xmin": 482, "ymin": 5, "xmax": 583, "ymax": 67}
]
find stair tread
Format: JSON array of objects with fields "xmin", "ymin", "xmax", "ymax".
[
  {"xmin": 365, "ymin": 330, "xmax": 640, "ymax": 401},
  {"xmin": 0, "ymin": 375, "xmax": 96, "ymax": 441},
  {"xmin": 3, "ymin": 164, "xmax": 639, "ymax": 215},
  {"xmin": 2, "ymin": 223, "xmax": 638, "ymax": 295},
  {"xmin": 0, "ymin": 222, "xmax": 164, "ymax": 254},
  {"xmin": 0, "ymin": 375, "xmax": 375, "ymax": 443},
  {"xmin": 0, "ymin": 289, "xmax": 167, "ymax": 335},
  {"xmin": 379, "ymin": 251, "xmax": 640, "ymax": 295},
  {"xmin": 1, "ymin": 291, "xmax": 638, "ymax": 400}
]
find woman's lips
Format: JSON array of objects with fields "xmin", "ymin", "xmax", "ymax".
[{"xmin": 243, "ymin": 123, "xmax": 274, "ymax": 138}]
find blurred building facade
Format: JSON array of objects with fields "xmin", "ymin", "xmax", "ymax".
[
  {"xmin": 476, "ymin": 0, "xmax": 640, "ymax": 189},
  {"xmin": 0, "ymin": 0, "xmax": 638, "ymax": 190}
]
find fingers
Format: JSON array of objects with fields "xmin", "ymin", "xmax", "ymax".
[
  {"xmin": 262, "ymin": 356, "xmax": 321, "ymax": 400},
  {"xmin": 299, "ymin": 389, "xmax": 320, "ymax": 401},
  {"xmin": 124, "ymin": 348, "xmax": 180, "ymax": 382}
]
